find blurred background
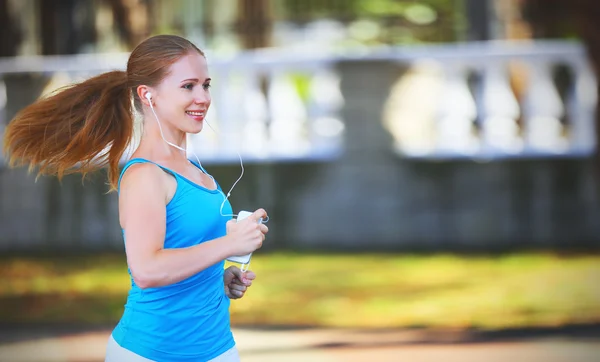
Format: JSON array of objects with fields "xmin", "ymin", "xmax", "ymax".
[{"xmin": 0, "ymin": 0, "xmax": 599, "ymax": 361}]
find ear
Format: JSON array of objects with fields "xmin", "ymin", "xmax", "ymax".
[{"xmin": 137, "ymin": 86, "xmax": 154, "ymax": 106}]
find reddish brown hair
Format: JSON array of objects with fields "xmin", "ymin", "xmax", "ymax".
[{"xmin": 3, "ymin": 35, "xmax": 204, "ymax": 191}]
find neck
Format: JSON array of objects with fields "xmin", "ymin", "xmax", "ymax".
[{"xmin": 138, "ymin": 110, "xmax": 188, "ymax": 161}]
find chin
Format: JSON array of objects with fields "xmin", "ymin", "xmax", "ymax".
[{"xmin": 187, "ymin": 125, "xmax": 203, "ymax": 134}]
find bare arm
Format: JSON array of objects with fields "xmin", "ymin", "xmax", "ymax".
[{"xmin": 119, "ymin": 163, "xmax": 267, "ymax": 289}]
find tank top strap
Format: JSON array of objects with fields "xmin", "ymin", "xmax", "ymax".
[{"xmin": 118, "ymin": 158, "xmax": 178, "ymax": 193}]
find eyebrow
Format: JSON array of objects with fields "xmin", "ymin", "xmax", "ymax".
[{"xmin": 180, "ymin": 78, "xmax": 211, "ymax": 83}]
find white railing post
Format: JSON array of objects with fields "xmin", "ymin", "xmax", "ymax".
[
  {"xmin": 435, "ymin": 63, "xmax": 479, "ymax": 155},
  {"xmin": 210, "ymin": 67, "xmax": 243, "ymax": 160},
  {"xmin": 567, "ymin": 59, "xmax": 597, "ymax": 155},
  {"xmin": 382, "ymin": 60, "xmax": 443, "ymax": 157},
  {"xmin": 522, "ymin": 61, "xmax": 567, "ymax": 154},
  {"xmin": 241, "ymin": 70, "xmax": 269, "ymax": 158},
  {"xmin": 480, "ymin": 62, "xmax": 522, "ymax": 154},
  {"xmin": 306, "ymin": 67, "xmax": 345, "ymax": 156},
  {"xmin": 267, "ymin": 69, "xmax": 310, "ymax": 156}
]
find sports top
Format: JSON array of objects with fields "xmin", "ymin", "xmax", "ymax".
[{"xmin": 111, "ymin": 158, "xmax": 235, "ymax": 361}]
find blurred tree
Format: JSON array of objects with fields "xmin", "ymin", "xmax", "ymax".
[
  {"xmin": 39, "ymin": 0, "xmax": 96, "ymax": 55},
  {"xmin": 37, "ymin": 0, "xmax": 150, "ymax": 55},
  {"xmin": 0, "ymin": 0, "xmax": 22, "ymax": 56},
  {"xmin": 236, "ymin": 0, "xmax": 272, "ymax": 48},
  {"xmin": 106, "ymin": 0, "xmax": 151, "ymax": 49},
  {"xmin": 279, "ymin": 0, "xmax": 463, "ymax": 44}
]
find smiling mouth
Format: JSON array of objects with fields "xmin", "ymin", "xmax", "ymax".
[{"xmin": 186, "ymin": 111, "xmax": 204, "ymax": 116}]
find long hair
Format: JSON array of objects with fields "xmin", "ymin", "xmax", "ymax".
[{"xmin": 3, "ymin": 35, "xmax": 205, "ymax": 191}]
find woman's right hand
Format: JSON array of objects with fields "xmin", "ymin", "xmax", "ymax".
[{"xmin": 226, "ymin": 208, "xmax": 269, "ymax": 256}]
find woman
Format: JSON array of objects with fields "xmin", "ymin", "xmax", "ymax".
[{"xmin": 3, "ymin": 35, "xmax": 268, "ymax": 361}]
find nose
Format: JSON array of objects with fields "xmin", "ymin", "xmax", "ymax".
[{"xmin": 194, "ymin": 89, "xmax": 211, "ymax": 105}]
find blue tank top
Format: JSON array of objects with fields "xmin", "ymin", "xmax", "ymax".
[{"xmin": 112, "ymin": 158, "xmax": 235, "ymax": 361}]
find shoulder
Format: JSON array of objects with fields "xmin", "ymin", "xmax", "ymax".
[
  {"xmin": 119, "ymin": 162, "xmax": 174, "ymax": 201},
  {"xmin": 121, "ymin": 162, "xmax": 165, "ymax": 187},
  {"xmin": 117, "ymin": 162, "xmax": 173, "ymax": 232}
]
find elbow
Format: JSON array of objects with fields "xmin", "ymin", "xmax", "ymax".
[
  {"xmin": 130, "ymin": 268, "xmax": 162, "ymax": 289},
  {"xmin": 133, "ymin": 276, "xmax": 155, "ymax": 290}
]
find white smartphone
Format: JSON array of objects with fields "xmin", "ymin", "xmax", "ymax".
[{"xmin": 226, "ymin": 211, "xmax": 260, "ymax": 265}]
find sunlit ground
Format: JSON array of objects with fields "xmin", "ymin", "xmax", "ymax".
[{"xmin": 0, "ymin": 252, "xmax": 598, "ymax": 330}]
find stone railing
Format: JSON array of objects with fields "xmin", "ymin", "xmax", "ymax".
[
  {"xmin": 0, "ymin": 40, "xmax": 599, "ymax": 251},
  {"xmin": 377, "ymin": 41, "xmax": 597, "ymax": 160},
  {"xmin": 0, "ymin": 50, "xmax": 345, "ymax": 166},
  {"xmin": 0, "ymin": 40, "xmax": 596, "ymax": 166}
]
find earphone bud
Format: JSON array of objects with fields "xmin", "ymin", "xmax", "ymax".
[{"xmin": 145, "ymin": 92, "xmax": 152, "ymax": 101}]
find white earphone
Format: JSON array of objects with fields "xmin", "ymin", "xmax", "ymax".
[
  {"xmin": 143, "ymin": 90, "xmax": 246, "ymax": 219},
  {"xmin": 145, "ymin": 91, "xmax": 186, "ymax": 153}
]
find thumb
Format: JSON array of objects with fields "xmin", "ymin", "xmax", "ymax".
[
  {"xmin": 228, "ymin": 265, "xmax": 245, "ymax": 281},
  {"xmin": 225, "ymin": 219, "xmax": 236, "ymax": 232}
]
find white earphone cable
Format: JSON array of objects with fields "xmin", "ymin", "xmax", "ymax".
[{"xmin": 147, "ymin": 95, "xmax": 243, "ymax": 219}]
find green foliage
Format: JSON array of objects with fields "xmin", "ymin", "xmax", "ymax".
[
  {"xmin": 279, "ymin": 0, "xmax": 466, "ymax": 44},
  {"xmin": 1, "ymin": 252, "xmax": 598, "ymax": 329},
  {"xmin": 289, "ymin": 73, "xmax": 311, "ymax": 103}
]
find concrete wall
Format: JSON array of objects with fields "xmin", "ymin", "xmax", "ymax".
[{"xmin": 1, "ymin": 61, "xmax": 599, "ymax": 252}]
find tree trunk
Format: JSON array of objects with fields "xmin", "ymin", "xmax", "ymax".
[
  {"xmin": 0, "ymin": 0, "xmax": 22, "ymax": 56},
  {"xmin": 106, "ymin": 0, "xmax": 152, "ymax": 49},
  {"xmin": 236, "ymin": 0, "xmax": 272, "ymax": 49},
  {"xmin": 39, "ymin": 0, "xmax": 97, "ymax": 55}
]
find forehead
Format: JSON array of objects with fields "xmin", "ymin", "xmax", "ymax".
[{"xmin": 163, "ymin": 52, "xmax": 209, "ymax": 81}]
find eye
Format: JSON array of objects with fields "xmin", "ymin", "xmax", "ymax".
[
  {"xmin": 182, "ymin": 83, "xmax": 194, "ymax": 90},
  {"xmin": 203, "ymin": 83, "xmax": 211, "ymax": 90}
]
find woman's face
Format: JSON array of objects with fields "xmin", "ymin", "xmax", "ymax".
[{"xmin": 151, "ymin": 52, "xmax": 212, "ymax": 134}]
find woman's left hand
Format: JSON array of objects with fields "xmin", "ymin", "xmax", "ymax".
[{"xmin": 224, "ymin": 265, "xmax": 256, "ymax": 299}]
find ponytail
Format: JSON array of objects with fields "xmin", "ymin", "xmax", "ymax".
[{"xmin": 3, "ymin": 70, "xmax": 133, "ymax": 191}]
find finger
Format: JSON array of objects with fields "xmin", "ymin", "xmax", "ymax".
[
  {"xmin": 252, "ymin": 208, "xmax": 267, "ymax": 222},
  {"xmin": 225, "ymin": 219, "xmax": 237, "ymax": 234},
  {"xmin": 244, "ymin": 271, "xmax": 256, "ymax": 280},
  {"xmin": 223, "ymin": 270, "xmax": 234, "ymax": 285},
  {"xmin": 231, "ymin": 279, "xmax": 252, "ymax": 287},
  {"xmin": 259, "ymin": 224, "xmax": 269, "ymax": 234},
  {"xmin": 228, "ymin": 289, "xmax": 242, "ymax": 299},
  {"xmin": 228, "ymin": 265, "xmax": 244, "ymax": 280},
  {"xmin": 231, "ymin": 275, "xmax": 251, "ymax": 285},
  {"xmin": 229, "ymin": 283, "xmax": 247, "ymax": 292},
  {"xmin": 232, "ymin": 276, "xmax": 253, "ymax": 287},
  {"xmin": 230, "ymin": 267, "xmax": 254, "ymax": 284}
]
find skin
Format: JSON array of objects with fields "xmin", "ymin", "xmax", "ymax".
[{"xmin": 118, "ymin": 51, "xmax": 268, "ymax": 299}]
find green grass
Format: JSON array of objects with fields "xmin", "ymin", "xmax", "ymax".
[{"xmin": 1, "ymin": 252, "xmax": 599, "ymax": 330}]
